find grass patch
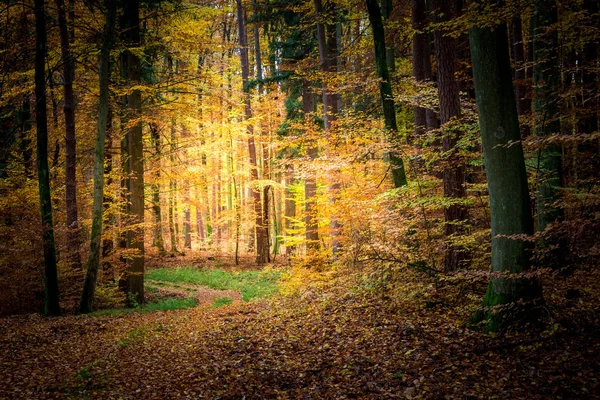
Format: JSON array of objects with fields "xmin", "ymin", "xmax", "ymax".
[
  {"xmin": 90, "ymin": 297, "xmax": 197, "ymax": 316},
  {"xmin": 146, "ymin": 267, "xmax": 282, "ymax": 301},
  {"xmin": 143, "ymin": 297, "xmax": 197, "ymax": 312},
  {"xmin": 212, "ymin": 296, "xmax": 233, "ymax": 308}
]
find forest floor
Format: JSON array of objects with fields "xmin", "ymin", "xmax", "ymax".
[{"xmin": 0, "ymin": 254, "xmax": 599, "ymax": 399}]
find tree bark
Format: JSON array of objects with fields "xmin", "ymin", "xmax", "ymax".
[
  {"xmin": 411, "ymin": 0, "xmax": 438, "ymax": 137},
  {"xmin": 365, "ymin": 0, "xmax": 407, "ymax": 187},
  {"xmin": 430, "ymin": 0, "xmax": 469, "ymax": 271},
  {"xmin": 509, "ymin": 15, "xmax": 531, "ymax": 138},
  {"xmin": 80, "ymin": 0, "xmax": 116, "ymax": 314},
  {"xmin": 35, "ymin": 0, "xmax": 61, "ymax": 316},
  {"xmin": 303, "ymin": 80, "xmax": 320, "ymax": 253},
  {"xmin": 56, "ymin": 0, "xmax": 82, "ymax": 271},
  {"xmin": 237, "ymin": 0, "xmax": 269, "ymax": 264},
  {"xmin": 120, "ymin": 0, "xmax": 144, "ymax": 305},
  {"xmin": 469, "ymin": 15, "xmax": 543, "ymax": 331},
  {"xmin": 150, "ymin": 123, "xmax": 166, "ymax": 256}
]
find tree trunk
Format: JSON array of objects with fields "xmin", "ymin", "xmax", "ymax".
[
  {"xmin": 120, "ymin": 0, "xmax": 144, "ymax": 305},
  {"xmin": 365, "ymin": 0, "xmax": 407, "ymax": 187},
  {"xmin": 469, "ymin": 15, "xmax": 543, "ymax": 331},
  {"xmin": 510, "ymin": 15, "xmax": 531, "ymax": 138},
  {"xmin": 285, "ymin": 165, "xmax": 296, "ymax": 257},
  {"xmin": 150, "ymin": 123, "xmax": 166, "ymax": 256},
  {"xmin": 303, "ymin": 80, "xmax": 320, "ymax": 253},
  {"xmin": 236, "ymin": 0, "xmax": 269, "ymax": 264},
  {"xmin": 80, "ymin": 0, "xmax": 116, "ymax": 314},
  {"xmin": 314, "ymin": 0, "xmax": 342, "ymax": 255},
  {"xmin": 411, "ymin": 0, "xmax": 438, "ymax": 137},
  {"xmin": 56, "ymin": 0, "xmax": 82, "ymax": 271},
  {"xmin": 34, "ymin": 0, "xmax": 61, "ymax": 316},
  {"xmin": 430, "ymin": 0, "xmax": 469, "ymax": 271}
]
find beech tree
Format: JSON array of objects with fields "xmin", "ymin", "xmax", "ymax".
[
  {"xmin": 120, "ymin": 0, "xmax": 145, "ymax": 304},
  {"xmin": 34, "ymin": 0, "xmax": 60, "ymax": 316},
  {"xmin": 55, "ymin": 0, "xmax": 82, "ymax": 271},
  {"xmin": 469, "ymin": 8, "xmax": 543, "ymax": 331},
  {"xmin": 80, "ymin": 0, "xmax": 116, "ymax": 314},
  {"xmin": 365, "ymin": 0, "xmax": 407, "ymax": 188}
]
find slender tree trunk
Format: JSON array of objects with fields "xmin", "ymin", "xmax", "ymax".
[
  {"xmin": 56, "ymin": 0, "xmax": 82, "ymax": 271},
  {"xmin": 411, "ymin": 0, "xmax": 438, "ymax": 137},
  {"xmin": 80, "ymin": 0, "xmax": 116, "ymax": 314},
  {"xmin": 469, "ymin": 15, "xmax": 543, "ymax": 331},
  {"xmin": 314, "ymin": 0, "xmax": 343, "ymax": 255},
  {"xmin": 34, "ymin": 0, "xmax": 60, "ymax": 316},
  {"xmin": 120, "ymin": 0, "xmax": 144, "ymax": 305},
  {"xmin": 150, "ymin": 123, "xmax": 166, "ymax": 256},
  {"xmin": 102, "ymin": 107, "xmax": 114, "ymax": 270},
  {"xmin": 236, "ymin": 0, "xmax": 268, "ymax": 264},
  {"xmin": 430, "ymin": 0, "xmax": 469, "ymax": 271},
  {"xmin": 365, "ymin": 0, "xmax": 407, "ymax": 187},
  {"xmin": 510, "ymin": 15, "xmax": 532, "ymax": 138},
  {"xmin": 303, "ymin": 80, "xmax": 320, "ymax": 253},
  {"xmin": 285, "ymin": 165, "xmax": 296, "ymax": 257}
]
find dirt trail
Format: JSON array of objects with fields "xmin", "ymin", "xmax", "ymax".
[{"xmin": 145, "ymin": 279, "xmax": 242, "ymax": 306}]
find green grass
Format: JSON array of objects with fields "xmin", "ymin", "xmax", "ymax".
[
  {"xmin": 90, "ymin": 297, "xmax": 197, "ymax": 316},
  {"xmin": 146, "ymin": 267, "xmax": 283, "ymax": 301},
  {"xmin": 143, "ymin": 297, "xmax": 197, "ymax": 311},
  {"xmin": 212, "ymin": 296, "xmax": 233, "ymax": 308}
]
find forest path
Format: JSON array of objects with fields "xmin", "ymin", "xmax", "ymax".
[{"xmin": 145, "ymin": 278, "xmax": 243, "ymax": 307}]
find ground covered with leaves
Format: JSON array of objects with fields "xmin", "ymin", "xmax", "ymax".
[{"xmin": 0, "ymin": 260, "xmax": 598, "ymax": 399}]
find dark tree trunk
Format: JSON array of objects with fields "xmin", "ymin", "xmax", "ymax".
[
  {"xmin": 80, "ymin": 0, "xmax": 116, "ymax": 314},
  {"xmin": 430, "ymin": 0, "xmax": 469, "ymax": 271},
  {"xmin": 365, "ymin": 0, "xmax": 407, "ymax": 187},
  {"xmin": 469, "ymin": 14, "xmax": 543, "ymax": 331},
  {"xmin": 510, "ymin": 15, "xmax": 532, "ymax": 138},
  {"xmin": 120, "ymin": 0, "xmax": 144, "ymax": 305},
  {"xmin": 56, "ymin": 0, "xmax": 82, "ymax": 272},
  {"xmin": 34, "ymin": 0, "xmax": 61, "ymax": 316}
]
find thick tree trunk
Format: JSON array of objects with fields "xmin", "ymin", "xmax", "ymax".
[
  {"xmin": 80, "ymin": 0, "xmax": 116, "ymax": 314},
  {"xmin": 34, "ymin": 0, "xmax": 61, "ymax": 316},
  {"xmin": 365, "ymin": 0, "xmax": 407, "ymax": 187},
  {"xmin": 120, "ymin": 0, "xmax": 144, "ymax": 305},
  {"xmin": 236, "ymin": 0, "xmax": 269, "ymax": 264},
  {"xmin": 469, "ymin": 17, "xmax": 543, "ymax": 331},
  {"xmin": 430, "ymin": 0, "xmax": 469, "ymax": 271},
  {"xmin": 56, "ymin": 0, "xmax": 82, "ymax": 271}
]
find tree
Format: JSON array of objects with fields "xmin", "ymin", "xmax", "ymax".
[
  {"xmin": 411, "ymin": 0, "xmax": 438, "ymax": 138},
  {"xmin": 469, "ymin": 10, "xmax": 543, "ymax": 331},
  {"xmin": 80, "ymin": 0, "xmax": 117, "ymax": 314},
  {"xmin": 365, "ymin": 0, "xmax": 407, "ymax": 188},
  {"xmin": 430, "ymin": 0, "xmax": 469, "ymax": 271},
  {"xmin": 56, "ymin": 0, "xmax": 82, "ymax": 272},
  {"xmin": 34, "ymin": 0, "xmax": 60, "ymax": 316},
  {"xmin": 120, "ymin": 0, "xmax": 145, "ymax": 304},
  {"xmin": 236, "ymin": 0, "xmax": 269, "ymax": 264}
]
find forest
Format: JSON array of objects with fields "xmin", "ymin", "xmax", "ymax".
[{"xmin": 0, "ymin": 0, "xmax": 598, "ymax": 398}]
